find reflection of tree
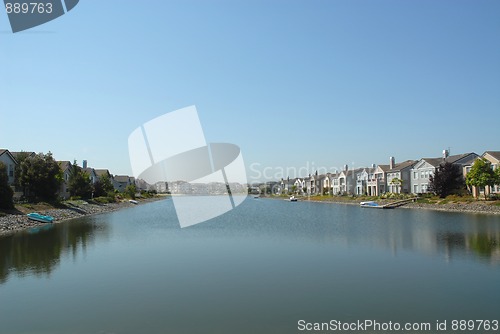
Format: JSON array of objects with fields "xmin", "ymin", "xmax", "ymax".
[
  {"xmin": 468, "ymin": 233, "xmax": 500, "ymax": 258},
  {"xmin": 0, "ymin": 219, "xmax": 107, "ymax": 284}
]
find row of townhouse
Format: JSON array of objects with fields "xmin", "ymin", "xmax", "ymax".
[
  {"xmin": 279, "ymin": 150, "xmax": 500, "ymax": 197},
  {"xmin": 0, "ymin": 149, "xmax": 137, "ymax": 200}
]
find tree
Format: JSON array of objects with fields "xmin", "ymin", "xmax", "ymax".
[
  {"xmin": 13, "ymin": 151, "xmax": 32, "ymax": 190},
  {"xmin": 18, "ymin": 152, "xmax": 62, "ymax": 202},
  {"xmin": 466, "ymin": 158, "xmax": 496, "ymax": 200},
  {"xmin": 0, "ymin": 162, "xmax": 14, "ymax": 209},
  {"xmin": 428, "ymin": 162, "xmax": 465, "ymax": 198},
  {"xmin": 93, "ymin": 174, "xmax": 114, "ymax": 197},
  {"xmin": 68, "ymin": 161, "xmax": 93, "ymax": 199},
  {"xmin": 125, "ymin": 184, "xmax": 137, "ymax": 199},
  {"xmin": 390, "ymin": 178, "xmax": 402, "ymax": 193}
]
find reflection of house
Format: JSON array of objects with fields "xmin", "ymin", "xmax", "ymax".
[
  {"xmin": 57, "ymin": 161, "xmax": 73, "ymax": 200},
  {"xmin": 387, "ymin": 157, "xmax": 417, "ymax": 194},
  {"xmin": 410, "ymin": 152, "xmax": 478, "ymax": 194},
  {"xmin": 0, "ymin": 149, "xmax": 18, "ymax": 186}
]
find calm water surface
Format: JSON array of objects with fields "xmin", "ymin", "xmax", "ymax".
[{"xmin": 0, "ymin": 198, "xmax": 499, "ymax": 334}]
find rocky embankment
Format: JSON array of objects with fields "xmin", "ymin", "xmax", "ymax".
[
  {"xmin": 403, "ymin": 201, "xmax": 500, "ymax": 215},
  {"xmin": 0, "ymin": 198, "xmax": 163, "ymax": 236}
]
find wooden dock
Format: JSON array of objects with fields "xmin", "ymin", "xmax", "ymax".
[
  {"xmin": 380, "ymin": 197, "xmax": 418, "ymax": 209},
  {"xmin": 360, "ymin": 197, "xmax": 419, "ymax": 209}
]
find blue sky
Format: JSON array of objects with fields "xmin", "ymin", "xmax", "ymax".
[{"xmin": 1, "ymin": 0, "xmax": 499, "ymax": 181}]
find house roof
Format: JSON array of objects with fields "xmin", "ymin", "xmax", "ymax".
[
  {"xmin": 388, "ymin": 160, "xmax": 417, "ymax": 172},
  {"xmin": 377, "ymin": 164, "xmax": 390, "ymax": 172},
  {"xmin": 10, "ymin": 151, "xmax": 35, "ymax": 160},
  {"xmin": 95, "ymin": 169, "xmax": 112, "ymax": 177},
  {"xmin": 483, "ymin": 151, "xmax": 500, "ymax": 162},
  {"xmin": 0, "ymin": 149, "xmax": 18, "ymax": 164},
  {"xmin": 57, "ymin": 161, "xmax": 72, "ymax": 171},
  {"xmin": 114, "ymin": 175, "xmax": 131, "ymax": 183},
  {"xmin": 414, "ymin": 153, "xmax": 478, "ymax": 168},
  {"xmin": 82, "ymin": 167, "xmax": 96, "ymax": 176}
]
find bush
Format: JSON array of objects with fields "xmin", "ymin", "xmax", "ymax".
[{"xmin": 94, "ymin": 196, "xmax": 114, "ymax": 204}]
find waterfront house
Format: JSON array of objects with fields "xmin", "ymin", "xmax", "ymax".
[
  {"xmin": 113, "ymin": 175, "xmax": 133, "ymax": 192},
  {"xmin": 367, "ymin": 164, "xmax": 389, "ymax": 196},
  {"xmin": 410, "ymin": 151, "xmax": 479, "ymax": 194},
  {"xmin": 82, "ymin": 168, "xmax": 98, "ymax": 184},
  {"xmin": 386, "ymin": 157, "xmax": 417, "ymax": 194},
  {"xmin": 57, "ymin": 161, "xmax": 73, "ymax": 200},
  {"xmin": 481, "ymin": 151, "xmax": 500, "ymax": 195},
  {"xmin": 469, "ymin": 151, "xmax": 500, "ymax": 198},
  {"xmin": 355, "ymin": 168, "xmax": 370, "ymax": 195},
  {"xmin": 94, "ymin": 169, "xmax": 113, "ymax": 184},
  {"xmin": 335, "ymin": 166, "xmax": 357, "ymax": 195},
  {"xmin": 0, "ymin": 149, "xmax": 18, "ymax": 187},
  {"xmin": 293, "ymin": 178, "xmax": 305, "ymax": 194}
]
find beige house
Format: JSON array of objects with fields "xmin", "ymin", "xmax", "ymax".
[{"xmin": 469, "ymin": 151, "xmax": 500, "ymax": 198}]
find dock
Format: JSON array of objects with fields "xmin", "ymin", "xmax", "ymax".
[{"xmin": 361, "ymin": 197, "xmax": 418, "ymax": 209}]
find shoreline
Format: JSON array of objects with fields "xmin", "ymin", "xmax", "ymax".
[
  {"xmin": 260, "ymin": 195, "xmax": 500, "ymax": 215},
  {"xmin": 0, "ymin": 196, "xmax": 166, "ymax": 237}
]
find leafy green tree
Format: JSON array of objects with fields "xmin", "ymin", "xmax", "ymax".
[
  {"xmin": 390, "ymin": 178, "xmax": 402, "ymax": 193},
  {"xmin": 466, "ymin": 158, "xmax": 496, "ymax": 200},
  {"xmin": 13, "ymin": 151, "xmax": 31, "ymax": 190},
  {"xmin": 19, "ymin": 153, "xmax": 62, "ymax": 202},
  {"xmin": 68, "ymin": 161, "xmax": 93, "ymax": 199},
  {"xmin": 428, "ymin": 162, "xmax": 465, "ymax": 198},
  {"xmin": 93, "ymin": 174, "xmax": 114, "ymax": 197},
  {"xmin": 125, "ymin": 184, "xmax": 137, "ymax": 199},
  {"xmin": 0, "ymin": 162, "xmax": 14, "ymax": 209}
]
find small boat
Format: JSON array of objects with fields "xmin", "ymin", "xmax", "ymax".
[
  {"xmin": 360, "ymin": 201, "xmax": 380, "ymax": 208},
  {"xmin": 27, "ymin": 212, "xmax": 54, "ymax": 223},
  {"xmin": 289, "ymin": 196, "xmax": 298, "ymax": 202},
  {"xmin": 129, "ymin": 199, "xmax": 138, "ymax": 204}
]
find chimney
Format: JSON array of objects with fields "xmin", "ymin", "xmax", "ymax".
[
  {"xmin": 389, "ymin": 157, "xmax": 395, "ymax": 170},
  {"xmin": 442, "ymin": 149, "xmax": 449, "ymax": 160},
  {"xmin": 83, "ymin": 160, "xmax": 88, "ymax": 169}
]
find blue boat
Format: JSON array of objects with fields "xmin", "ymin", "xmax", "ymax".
[{"xmin": 27, "ymin": 212, "xmax": 54, "ymax": 223}]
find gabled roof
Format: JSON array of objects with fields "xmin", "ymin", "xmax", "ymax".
[
  {"xmin": 95, "ymin": 169, "xmax": 112, "ymax": 178},
  {"xmin": 114, "ymin": 175, "xmax": 131, "ymax": 183},
  {"xmin": 0, "ymin": 149, "xmax": 18, "ymax": 164},
  {"xmin": 57, "ymin": 161, "xmax": 72, "ymax": 172},
  {"xmin": 82, "ymin": 167, "xmax": 97, "ymax": 176},
  {"xmin": 377, "ymin": 164, "xmax": 390, "ymax": 172},
  {"xmin": 483, "ymin": 151, "xmax": 500, "ymax": 162},
  {"xmin": 388, "ymin": 160, "xmax": 417, "ymax": 172},
  {"xmin": 10, "ymin": 151, "xmax": 36, "ymax": 160},
  {"xmin": 413, "ymin": 153, "xmax": 478, "ymax": 169}
]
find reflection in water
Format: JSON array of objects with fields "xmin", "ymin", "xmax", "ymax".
[{"xmin": 0, "ymin": 218, "xmax": 109, "ymax": 284}]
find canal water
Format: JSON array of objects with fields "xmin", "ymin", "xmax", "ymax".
[{"xmin": 0, "ymin": 198, "xmax": 499, "ymax": 333}]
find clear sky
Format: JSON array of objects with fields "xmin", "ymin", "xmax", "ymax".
[{"xmin": 1, "ymin": 0, "xmax": 499, "ymax": 181}]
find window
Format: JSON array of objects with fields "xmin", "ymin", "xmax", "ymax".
[
  {"xmin": 8, "ymin": 165, "xmax": 14, "ymax": 177},
  {"xmin": 414, "ymin": 185, "xmax": 418, "ymax": 193},
  {"xmin": 420, "ymin": 171, "xmax": 424, "ymax": 178},
  {"xmin": 414, "ymin": 172, "xmax": 418, "ymax": 179},
  {"xmin": 425, "ymin": 170, "xmax": 429, "ymax": 178}
]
